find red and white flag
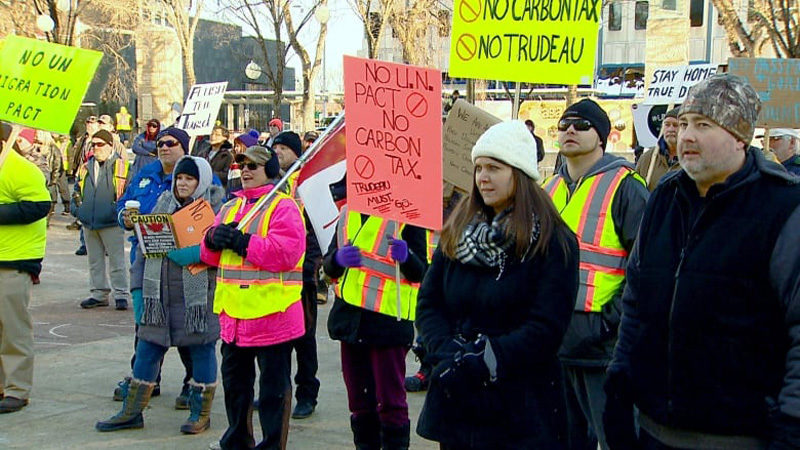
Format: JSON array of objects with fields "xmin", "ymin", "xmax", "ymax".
[{"xmin": 296, "ymin": 119, "xmax": 347, "ymax": 251}]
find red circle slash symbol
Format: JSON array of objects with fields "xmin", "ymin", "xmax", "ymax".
[
  {"xmin": 406, "ymin": 93, "xmax": 428, "ymax": 118},
  {"xmin": 459, "ymin": 0, "xmax": 481, "ymax": 23},
  {"xmin": 456, "ymin": 34, "xmax": 477, "ymax": 61},
  {"xmin": 354, "ymin": 155, "xmax": 375, "ymax": 179}
]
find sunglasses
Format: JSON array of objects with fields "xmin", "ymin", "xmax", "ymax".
[
  {"xmin": 91, "ymin": 141, "xmax": 109, "ymax": 148},
  {"xmin": 157, "ymin": 140, "xmax": 181, "ymax": 148},
  {"xmin": 240, "ymin": 161, "xmax": 262, "ymax": 171},
  {"xmin": 557, "ymin": 118, "xmax": 593, "ymax": 132},
  {"xmin": 147, "ymin": 124, "xmax": 158, "ymax": 128}
]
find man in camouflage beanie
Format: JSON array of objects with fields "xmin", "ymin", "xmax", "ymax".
[
  {"xmin": 675, "ymin": 74, "xmax": 762, "ymax": 194},
  {"xmin": 604, "ymin": 73, "xmax": 800, "ymax": 449}
]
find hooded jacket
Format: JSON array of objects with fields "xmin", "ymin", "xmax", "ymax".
[
  {"xmin": 136, "ymin": 155, "xmax": 226, "ymax": 347},
  {"xmin": 550, "ymin": 153, "xmax": 649, "ymax": 366},
  {"xmin": 611, "ymin": 149, "xmax": 800, "ymax": 437}
]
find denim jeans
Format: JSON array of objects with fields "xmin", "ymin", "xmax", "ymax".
[{"xmin": 133, "ymin": 339, "xmax": 217, "ymax": 383}]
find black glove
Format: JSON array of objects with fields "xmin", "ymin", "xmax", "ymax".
[
  {"xmin": 205, "ymin": 223, "xmax": 237, "ymax": 251},
  {"xmin": 768, "ymin": 411, "xmax": 800, "ymax": 450},
  {"xmin": 228, "ymin": 228, "xmax": 252, "ymax": 258},
  {"xmin": 435, "ymin": 335, "xmax": 496, "ymax": 396},
  {"xmin": 603, "ymin": 368, "xmax": 639, "ymax": 450}
]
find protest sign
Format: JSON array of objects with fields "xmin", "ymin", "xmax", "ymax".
[
  {"xmin": 176, "ymin": 82, "xmax": 228, "ymax": 136},
  {"xmin": 729, "ymin": 58, "xmax": 800, "ymax": 128},
  {"xmin": 0, "ymin": 35, "xmax": 102, "ymax": 134},
  {"xmin": 448, "ymin": 0, "xmax": 601, "ymax": 84},
  {"xmin": 343, "ymin": 56, "xmax": 443, "ymax": 230},
  {"xmin": 172, "ymin": 198, "xmax": 215, "ymax": 274},
  {"xmin": 132, "ymin": 214, "xmax": 177, "ymax": 258},
  {"xmin": 643, "ymin": 63, "xmax": 717, "ymax": 105},
  {"xmin": 442, "ymin": 99, "xmax": 501, "ymax": 191},
  {"xmin": 631, "ymin": 103, "xmax": 669, "ymax": 148}
]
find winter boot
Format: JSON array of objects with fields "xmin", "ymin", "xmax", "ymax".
[
  {"xmin": 381, "ymin": 421, "xmax": 410, "ymax": 450},
  {"xmin": 96, "ymin": 378, "xmax": 155, "ymax": 432},
  {"xmin": 175, "ymin": 382, "xmax": 191, "ymax": 410},
  {"xmin": 180, "ymin": 381, "xmax": 216, "ymax": 434},
  {"xmin": 112, "ymin": 377, "xmax": 131, "ymax": 402},
  {"xmin": 351, "ymin": 413, "xmax": 381, "ymax": 450}
]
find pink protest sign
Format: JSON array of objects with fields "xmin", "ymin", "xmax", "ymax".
[{"xmin": 343, "ymin": 56, "xmax": 443, "ymax": 230}]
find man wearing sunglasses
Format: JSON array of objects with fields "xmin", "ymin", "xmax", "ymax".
[
  {"xmin": 759, "ymin": 128, "xmax": 800, "ymax": 176},
  {"xmin": 543, "ymin": 98, "xmax": 649, "ymax": 450},
  {"xmin": 114, "ymin": 126, "xmax": 221, "ymax": 408},
  {"xmin": 71, "ymin": 130, "xmax": 130, "ymax": 311}
]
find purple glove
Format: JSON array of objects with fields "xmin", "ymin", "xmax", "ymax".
[
  {"xmin": 389, "ymin": 238, "xmax": 408, "ymax": 263},
  {"xmin": 335, "ymin": 245, "xmax": 362, "ymax": 268}
]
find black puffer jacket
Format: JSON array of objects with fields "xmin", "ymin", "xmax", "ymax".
[
  {"xmin": 415, "ymin": 227, "xmax": 578, "ymax": 449},
  {"xmin": 611, "ymin": 150, "xmax": 800, "ymax": 437},
  {"xmin": 323, "ymin": 214, "xmax": 427, "ymax": 347}
]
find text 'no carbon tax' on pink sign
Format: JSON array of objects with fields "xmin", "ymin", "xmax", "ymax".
[{"xmin": 343, "ymin": 55, "xmax": 443, "ymax": 230}]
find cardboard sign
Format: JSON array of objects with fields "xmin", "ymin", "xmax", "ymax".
[
  {"xmin": 442, "ymin": 99, "xmax": 501, "ymax": 191},
  {"xmin": 0, "ymin": 35, "xmax": 102, "ymax": 134},
  {"xmin": 631, "ymin": 103, "xmax": 670, "ymax": 148},
  {"xmin": 729, "ymin": 58, "xmax": 800, "ymax": 128},
  {"xmin": 132, "ymin": 214, "xmax": 177, "ymax": 257},
  {"xmin": 343, "ymin": 56, "xmax": 443, "ymax": 230},
  {"xmin": 644, "ymin": 64, "xmax": 717, "ymax": 105},
  {"xmin": 176, "ymin": 82, "xmax": 228, "ymax": 136},
  {"xmin": 172, "ymin": 198, "xmax": 215, "ymax": 274},
  {"xmin": 448, "ymin": 0, "xmax": 601, "ymax": 84}
]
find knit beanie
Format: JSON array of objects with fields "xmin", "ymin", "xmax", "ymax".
[
  {"xmin": 273, "ymin": 131, "xmax": 303, "ymax": 157},
  {"xmin": 561, "ymin": 99, "xmax": 611, "ymax": 150},
  {"xmin": 157, "ymin": 126, "xmax": 191, "ymax": 154},
  {"xmin": 174, "ymin": 157, "xmax": 200, "ymax": 180},
  {"xmin": 236, "ymin": 129, "xmax": 260, "ymax": 148},
  {"xmin": 679, "ymin": 74, "xmax": 761, "ymax": 143},
  {"xmin": 92, "ymin": 129, "xmax": 114, "ymax": 146},
  {"xmin": 471, "ymin": 120, "xmax": 541, "ymax": 181},
  {"xmin": 269, "ymin": 118, "xmax": 283, "ymax": 131},
  {"xmin": 665, "ymin": 106, "xmax": 680, "ymax": 119}
]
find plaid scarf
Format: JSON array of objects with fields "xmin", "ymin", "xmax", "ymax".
[{"xmin": 455, "ymin": 208, "xmax": 540, "ymax": 280}]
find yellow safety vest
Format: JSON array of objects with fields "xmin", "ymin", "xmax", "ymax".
[
  {"xmin": 543, "ymin": 166, "xmax": 643, "ymax": 312},
  {"xmin": 78, "ymin": 158, "xmax": 129, "ymax": 200},
  {"xmin": 425, "ymin": 230, "xmax": 439, "ymax": 263},
  {"xmin": 0, "ymin": 150, "xmax": 50, "ymax": 261},
  {"xmin": 334, "ymin": 206, "xmax": 420, "ymax": 321},
  {"xmin": 213, "ymin": 192, "xmax": 305, "ymax": 319},
  {"xmin": 116, "ymin": 112, "xmax": 132, "ymax": 131}
]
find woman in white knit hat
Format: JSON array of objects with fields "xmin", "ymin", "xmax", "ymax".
[{"xmin": 415, "ymin": 120, "xmax": 579, "ymax": 449}]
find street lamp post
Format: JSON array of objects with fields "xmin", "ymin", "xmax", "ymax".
[{"xmin": 315, "ymin": 5, "xmax": 330, "ymax": 124}]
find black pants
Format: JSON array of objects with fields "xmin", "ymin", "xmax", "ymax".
[
  {"xmin": 220, "ymin": 341, "xmax": 292, "ymax": 450},
  {"xmin": 291, "ymin": 283, "xmax": 320, "ymax": 404},
  {"xmin": 130, "ymin": 325, "xmax": 192, "ymax": 385}
]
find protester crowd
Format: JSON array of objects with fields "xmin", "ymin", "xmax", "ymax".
[{"xmin": 2, "ymin": 73, "xmax": 800, "ymax": 450}]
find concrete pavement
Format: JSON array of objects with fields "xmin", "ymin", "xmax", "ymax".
[{"xmin": 0, "ymin": 213, "xmax": 437, "ymax": 449}]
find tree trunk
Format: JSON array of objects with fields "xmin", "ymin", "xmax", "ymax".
[
  {"xmin": 565, "ymin": 85, "xmax": 578, "ymax": 108},
  {"xmin": 183, "ymin": 39, "xmax": 196, "ymax": 87}
]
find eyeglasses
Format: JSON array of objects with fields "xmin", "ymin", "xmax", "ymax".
[
  {"xmin": 557, "ymin": 118, "xmax": 593, "ymax": 132},
  {"xmin": 157, "ymin": 140, "xmax": 180, "ymax": 148},
  {"xmin": 147, "ymin": 124, "xmax": 158, "ymax": 128},
  {"xmin": 91, "ymin": 141, "xmax": 108, "ymax": 148},
  {"xmin": 240, "ymin": 162, "xmax": 262, "ymax": 171}
]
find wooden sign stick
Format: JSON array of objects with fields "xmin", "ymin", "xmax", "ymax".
[{"xmin": 0, "ymin": 125, "xmax": 22, "ymax": 172}]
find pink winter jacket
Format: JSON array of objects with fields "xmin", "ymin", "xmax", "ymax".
[{"xmin": 201, "ymin": 184, "xmax": 306, "ymax": 347}]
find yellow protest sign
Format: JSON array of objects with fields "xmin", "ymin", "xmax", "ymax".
[
  {"xmin": 449, "ymin": 0, "xmax": 601, "ymax": 84},
  {"xmin": 0, "ymin": 35, "xmax": 102, "ymax": 134}
]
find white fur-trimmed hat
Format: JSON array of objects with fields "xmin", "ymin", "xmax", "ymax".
[{"xmin": 471, "ymin": 120, "xmax": 540, "ymax": 181}]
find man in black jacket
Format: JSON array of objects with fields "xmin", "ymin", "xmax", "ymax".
[
  {"xmin": 605, "ymin": 74, "xmax": 800, "ymax": 449},
  {"xmin": 192, "ymin": 125, "xmax": 233, "ymax": 188},
  {"xmin": 0, "ymin": 123, "xmax": 52, "ymax": 413}
]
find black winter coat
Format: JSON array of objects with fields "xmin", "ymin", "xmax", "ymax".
[
  {"xmin": 193, "ymin": 140, "xmax": 233, "ymax": 188},
  {"xmin": 323, "ymin": 215, "xmax": 427, "ymax": 347},
  {"xmin": 416, "ymin": 226, "xmax": 579, "ymax": 449},
  {"xmin": 611, "ymin": 150, "xmax": 800, "ymax": 437}
]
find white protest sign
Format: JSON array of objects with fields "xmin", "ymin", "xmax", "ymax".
[
  {"xmin": 176, "ymin": 81, "xmax": 228, "ymax": 136},
  {"xmin": 644, "ymin": 64, "xmax": 717, "ymax": 105}
]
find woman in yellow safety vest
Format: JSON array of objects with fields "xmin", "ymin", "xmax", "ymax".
[
  {"xmin": 415, "ymin": 121, "xmax": 579, "ymax": 449},
  {"xmin": 323, "ymin": 200, "xmax": 429, "ymax": 449},
  {"xmin": 201, "ymin": 145, "xmax": 306, "ymax": 450}
]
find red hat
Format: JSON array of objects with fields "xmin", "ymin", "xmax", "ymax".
[
  {"xmin": 268, "ymin": 118, "xmax": 283, "ymax": 131},
  {"xmin": 17, "ymin": 128, "xmax": 36, "ymax": 146}
]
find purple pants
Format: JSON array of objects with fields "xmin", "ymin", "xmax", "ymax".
[{"xmin": 340, "ymin": 342, "xmax": 409, "ymax": 427}]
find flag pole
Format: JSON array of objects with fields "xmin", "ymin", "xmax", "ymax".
[{"xmin": 235, "ymin": 111, "xmax": 345, "ymax": 230}]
